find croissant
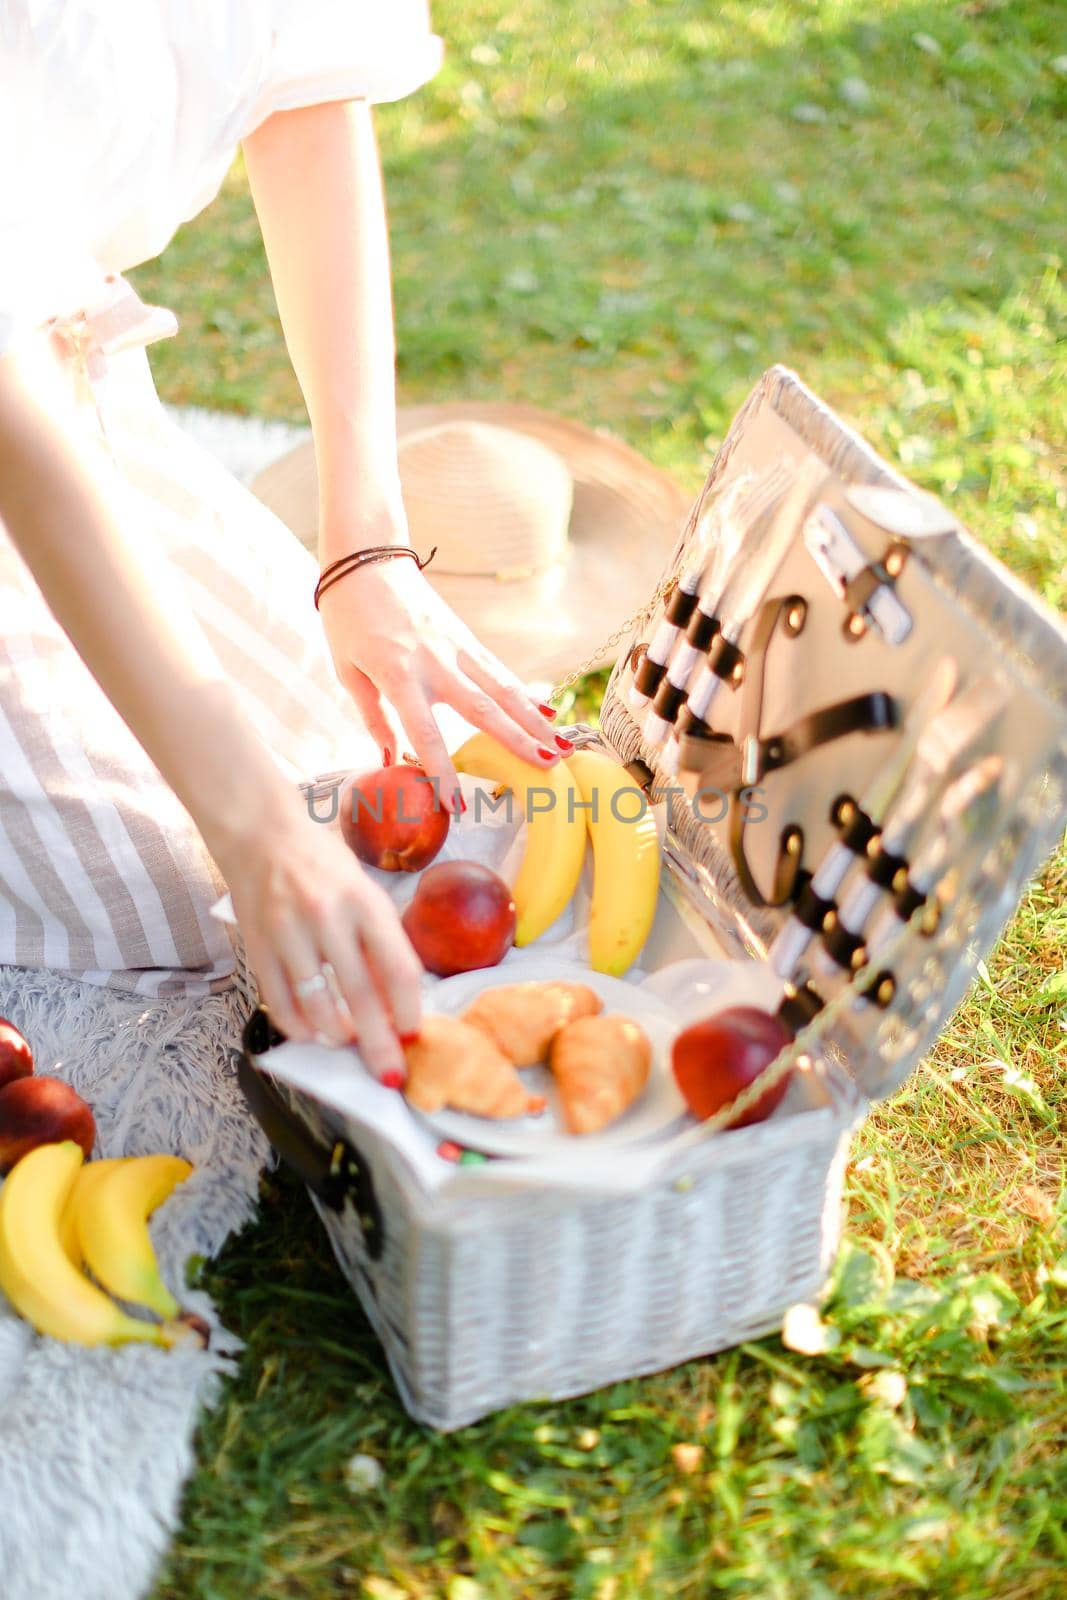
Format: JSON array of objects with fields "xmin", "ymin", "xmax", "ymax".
[
  {"xmin": 402, "ymin": 1015, "xmax": 546, "ymax": 1119},
  {"xmin": 462, "ymin": 981, "xmax": 603, "ymax": 1066},
  {"xmin": 548, "ymin": 1014, "xmax": 653, "ymax": 1135}
]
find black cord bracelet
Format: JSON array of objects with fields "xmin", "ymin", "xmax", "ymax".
[{"xmin": 313, "ymin": 544, "xmax": 438, "ymax": 610}]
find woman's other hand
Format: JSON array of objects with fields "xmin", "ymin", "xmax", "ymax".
[
  {"xmin": 215, "ymin": 790, "xmax": 423, "ymax": 1078},
  {"xmin": 0, "ymin": 351, "xmax": 422, "ymax": 1082},
  {"xmin": 317, "ymin": 550, "xmax": 564, "ymax": 809}
]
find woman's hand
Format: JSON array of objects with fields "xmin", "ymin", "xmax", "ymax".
[
  {"xmin": 215, "ymin": 790, "xmax": 423, "ymax": 1078},
  {"xmin": 318, "ymin": 552, "xmax": 565, "ymax": 808}
]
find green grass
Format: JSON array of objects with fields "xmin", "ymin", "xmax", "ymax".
[{"xmin": 139, "ymin": 2, "xmax": 1066, "ymax": 1595}]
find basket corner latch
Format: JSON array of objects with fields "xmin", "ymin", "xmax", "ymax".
[
  {"xmin": 326, "ymin": 1137, "xmax": 386, "ymax": 1261},
  {"xmin": 237, "ymin": 1011, "xmax": 387, "ymax": 1262}
]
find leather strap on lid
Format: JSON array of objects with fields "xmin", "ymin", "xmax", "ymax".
[{"xmin": 842, "ymin": 539, "xmax": 909, "ymax": 617}]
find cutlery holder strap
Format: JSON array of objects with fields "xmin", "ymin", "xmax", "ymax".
[{"xmin": 725, "ymin": 594, "xmax": 897, "ymax": 905}]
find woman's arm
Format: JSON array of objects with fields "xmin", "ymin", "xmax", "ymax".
[
  {"xmin": 242, "ymin": 103, "xmax": 563, "ymax": 798},
  {"xmin": 243, "ymin": 100, "xmax": 403, "ymax": 559},
  {"xmin": 0, "ymin": 350, "xmax": 421, "ymax": 1067},
  {"xmin": 0, "ymin": 351, "xmax": 274, "ymax": 859}
]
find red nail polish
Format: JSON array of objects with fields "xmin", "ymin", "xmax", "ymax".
[
  {"xmin": 381, "ymin": 1068, "xmax": 406, "ymax": 1089},
  {"xmin": 537, "ymin": 746, "xmax": 557, "ymax": 761},
  {"xmin": 383, "ymin": 747, "xmax": 393, "ymax": 766},
  {"xmin": 555, "ymin": 735, "xmax": 573, "ymax": 752},
  {"xmin": 398, "ymin": 1031, "xmax": 421, "ymax": 1045},
  {"xmin": 538, "ymin": 703, "xmax": 557, "ymax": 720},
  {"xmin": 436, "ymin": 1140, "xmax": 463, "ymax": 1163}
]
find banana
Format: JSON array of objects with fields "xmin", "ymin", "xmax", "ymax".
[
  {"xmin": 453, "ymin": 733, "xmax": 588, "ymax": 945},
  {"xmin": 0, "ymin": 1142, "xmax": 186, "ymax": 1347},
  {"xmin": 74, "ymin": 1153, "xmax": 193, "ymax": 1321},
  {"xmin": 567, "ymin": 748, "xmax": 661, "ymax": 976},
  {"xmin": 60, "ymin": 1156, "xmax": 124, "ymax": 1267}
]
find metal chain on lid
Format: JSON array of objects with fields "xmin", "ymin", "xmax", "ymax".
[{"xmin": 547, "ymin": 541, "xmax": 695, "ymax": 701}]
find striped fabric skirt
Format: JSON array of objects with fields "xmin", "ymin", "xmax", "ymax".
[{"xmin": 0, "ymin": 312, "xmax": 382, "ymax": 1000}]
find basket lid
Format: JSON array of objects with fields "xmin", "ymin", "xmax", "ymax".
[{"xmin": 597, "ymin": 367, "xmax": 1067, "ymax": 1101}]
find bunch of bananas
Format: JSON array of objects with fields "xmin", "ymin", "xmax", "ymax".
[
  {"xmin": 0, "ymin": 1140, "xmax": 205, "ymax": 1349},
  {"xmin": 453, "ymin": 736, "xmax": 661, "ymax": 975}
]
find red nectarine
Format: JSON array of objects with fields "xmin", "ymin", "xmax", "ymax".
[
  {"xmin": 0, "ymin": 1018, "xmax": 33, "ymax": 1091},
  {"xmin": 402, "ymin": 861, "xmax": 516, "ymax": 977},
  {"xmin": 340, "ymin": 762, "xmax": 449, "ymax": 872},
  {"xmin": 0, "ymin": 1076, "xmax": 96, "ymax": 1173},
  {"xmin": 672, "ymin": 1006, "xmax": 793, "ymax": 1128}
]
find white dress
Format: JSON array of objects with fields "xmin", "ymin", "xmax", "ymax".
[{"xmin": 0, "ymin": 1, "xmax": 442, "ymax": 997}]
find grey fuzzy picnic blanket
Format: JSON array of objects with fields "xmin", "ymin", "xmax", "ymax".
[
  {"xmin": 0, "ymin": 950, "xmax": 270, "ymax": 1600},
  {"xmin": 0, "ymin": 411, "xmax": 300, "ymax": 1600}
]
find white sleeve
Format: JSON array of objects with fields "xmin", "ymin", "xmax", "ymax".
[
  {"xmin": 0, "ymin": 237, "xmax": 109, "ymax": 360},
  {"xmin": 0, "ymin": 36, "xmax": 110, "ymax": 356},
  {"xmin": 248, "ymin": 0, "xmax": 443, "ymax": 126}
]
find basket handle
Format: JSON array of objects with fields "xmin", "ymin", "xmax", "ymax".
[{"xmin": 237, "ymin": 1008, "xmax": 386, "ymax": 1260}]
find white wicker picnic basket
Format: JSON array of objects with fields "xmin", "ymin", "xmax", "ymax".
[{"xmin": 239, "ymin": 367, "xmax": 1067, "ymax": 1433}]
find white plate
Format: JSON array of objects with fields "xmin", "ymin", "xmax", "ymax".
[{"xmin": 409, "ymin": 957, "xmax": 690, "ymax": 1156}]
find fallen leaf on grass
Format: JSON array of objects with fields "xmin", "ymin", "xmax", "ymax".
[
  {"xmin": 671, "ymin": 1443, "xmax": 705, "ymax": 1475},
  {"xmin": 448, "ymin": 1580, "xmax": 486, "ymax": 1600},
  {"xmin": 902, "ymin": 1516, "xmax": 951, "ymax": 1542},
  {"xmin": 782, "ymin": 1303, "xmax": 841, "ymax": 1355},
  {"xmin": 992, "ymin": 1062, "xmax": 1051, "ymax": 1120},
  {"xmin": 790, "ymin": 102, "xmax": 828, "ymax": 124},
  {"xmin": 1040, "ymin": 1253, "xmax": 1067, "ymax": 1289},
  {"xmin": 363, "ymin": 1580, "xmax": 406, "ymax": 1600},
  {"xmin": 967, "ymin": 1280, "xmax": 1020, "ymax": 1339},
  {"xmin": 860, "ymin": 1370, "xmax": 908, "ymax": 1409},
  {"xmin": 839, "ymin": 76, "xmax": 873, "ymax": 110},
  {"xmin": 345, "ymin": 1453, "xmax": 385, "ymax": 1493},
  {"xmin": 1007, "ymin": 1184, "xmax": 1056, "ymax": 1226}
]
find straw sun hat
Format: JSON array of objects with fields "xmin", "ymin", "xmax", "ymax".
[{"xmin": 251, "ymin": 401, "xmax": 691, "ymax": 685}]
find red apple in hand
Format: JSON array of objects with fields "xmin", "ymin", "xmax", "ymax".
[
  {"xmin": 0, "ymin": 1076, "xmax": 96, "ymax": 1173},
  {"xmin": 672, "ymin": 1006, "xmax": 793, "ymax": 1128},
  {"xmin": 0, "ymin": 1018, "xmax": 33, "ymax": 1091},
  {"xmin": 402, "ymin": 861, "xmax": 516, "ymax": 977},
  {"xmin": 340, "ymin": 761, "xmax": 450, "ymax": 872}
]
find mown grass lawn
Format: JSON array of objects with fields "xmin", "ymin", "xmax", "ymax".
[{"xmin": 141, "ymin": 2, "xmax": 1066, "ymax": 1595}]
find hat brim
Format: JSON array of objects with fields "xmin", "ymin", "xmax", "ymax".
[{"xmin": 250, "ymin": 400, "xmax": 692, "ymax": 685}]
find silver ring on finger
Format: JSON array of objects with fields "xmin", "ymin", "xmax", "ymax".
[{"xmin": 295, "ymin": 970, "xmax": 329, "ymax": 1000}]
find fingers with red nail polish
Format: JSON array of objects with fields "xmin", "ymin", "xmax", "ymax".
[
  {"xmin": 538, "ymin": 703, "xmax": 557, "ymax": 720},
  {"xmin": 555, "ymin": 735, "xmax": 573, "ymax": 753}
]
